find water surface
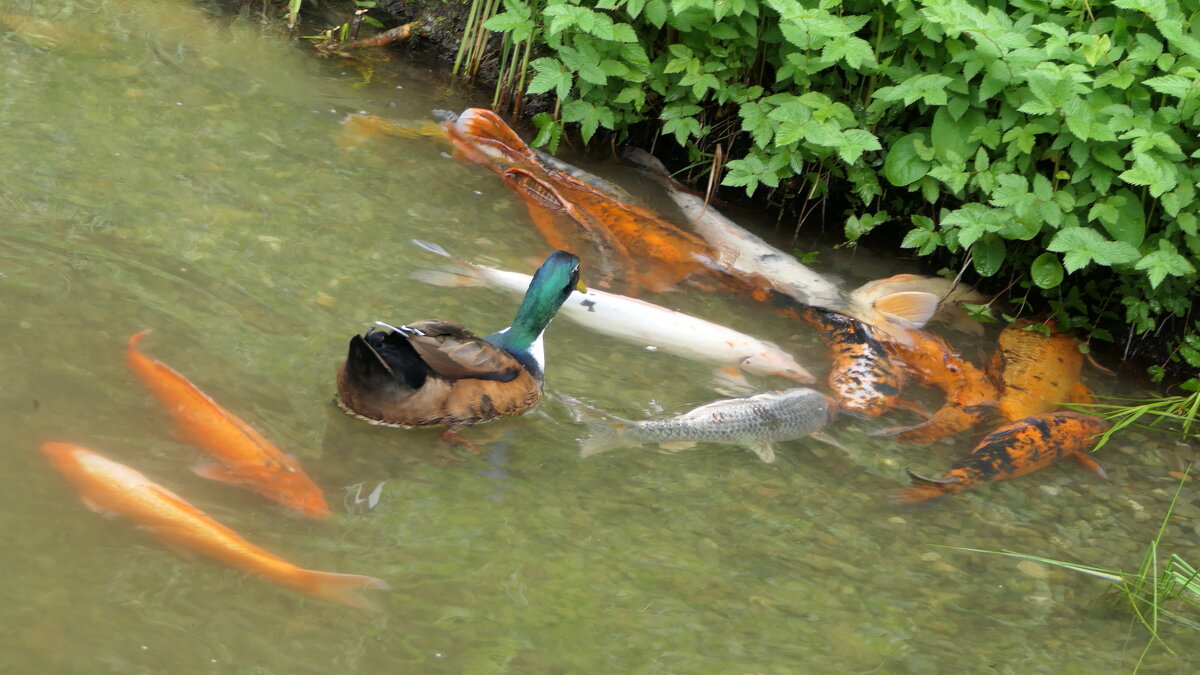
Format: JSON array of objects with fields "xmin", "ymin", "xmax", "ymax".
[{"xmin": 2, "ymin": 1, "xmax": 1197, "ymax": 671}]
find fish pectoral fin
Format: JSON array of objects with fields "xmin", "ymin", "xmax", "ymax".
[
  {"xmin": 79, "ymin": 495, "xmax": 119, "ymax": 518},
  {"xmin": 872, "ymin": 291, "xmax": 941, "ymax": 329},
  {"xmin": 744, "ymin": 441, "xmax": 777, "ymax": 463},
  {"xmin": 809, "ymin": 431, "xmax": 847, "ymax": 453},
  {"xmin": 905, "ymin": 469, "xmax": 952, "ymax": 486},
  {"xmin": 191, "ymin": 462, "xmax": 244, "ymax": 485},
  {"xmin": 710, "ymin": 366, "xmax": 756, "ymax": 397},
  {"xmin": 657, "ymin": 441, "xmax": 697, "ymax": 453},
  {"xmin": 1073, "ymin": 451, "xmax": 1107, "ymax": 479}
]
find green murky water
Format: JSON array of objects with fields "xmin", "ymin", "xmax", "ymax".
[{"xmin": 3, "ymin": 1, "xmax": 1198, "ymax": 671}]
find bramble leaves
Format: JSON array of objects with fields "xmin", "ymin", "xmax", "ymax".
[{"xmin": 485, "ymin": 0, "xmax": 1200, "ymax": 374}]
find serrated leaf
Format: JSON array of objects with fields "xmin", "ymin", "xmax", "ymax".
[
  {"xmin": 1135, "ymin": 239, "xmax": 1196, "ymax": 288},
  {"xmin": 1047, "ymin": 226, "xmax": 1142, "ymax": 272}
]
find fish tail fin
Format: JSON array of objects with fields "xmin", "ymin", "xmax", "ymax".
[
  {"xmin": 578, "ymin": 421, "xmax": 633, "ymax": 458},
  {"xmin": 624, "ymin": 147, "xmax": 670, "ymax": 177},
  {"xmin": 128, "ymin": 329, "xmax": 153, "ymax": 350},
  {"xmin": 410, "ymin": 240, "xmax": 489, "ymax": 289},
  {"xmin": 557, "ymin": 394, "xmax": 634, "ymax": 458},
  {"xmin": 888, "ymin": 470, "xmax": 954, "ymax": 506},
  {"xmin": 410, "ymin": 268, "xmax": 487, "ymax": 289},
  {"xmin": 298, "ymin": 570, "xmax": 391, "ymax": 612}
]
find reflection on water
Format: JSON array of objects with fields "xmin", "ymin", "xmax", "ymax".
[{"xmin": 2, "ymin": 0, "xmax": 1197, "ymax": 671}]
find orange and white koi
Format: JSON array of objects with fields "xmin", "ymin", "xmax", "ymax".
[
  {"xmin": 41, "ymin": 442, "xmax": 387, "ymax": 610},
  {"xmin": 890, "ymin": 412, "xmax": 1109, "ymax": 504},
  {"xmin": 126, "ymin": 330, "xmax": 330, "ymax": 518}
]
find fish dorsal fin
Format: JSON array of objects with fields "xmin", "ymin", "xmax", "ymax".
[{"xmin": 873, "ymin": 291, "xmax": 941, "ymax": 329}]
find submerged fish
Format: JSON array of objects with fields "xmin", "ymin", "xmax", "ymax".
[
  {"xmin": 41, "ymin": 442, "xmax": 388, "ymax": 610},
  {"xmin": 411, "ymin": 239, "xmax": 815, "ymax": 384},
  {"xmin": 988, "ymin": 319, "xmax": 1091, "ymax": 421},
  {"xmin": 850, "ymin": 273, "xmax": 988, "ymax": 335},
  {"xmin": 800, "ymin": 306, "xmax": 910, "ymax": 418},
  {"xmin": 564, "ymin": 388, "xmax": 838, "ymax": 463},
  {"xmin": 126, "ymin": 330, "xmax": 330, "ymax": 518},
  {"xmin": 876, "ymin": 327, "xmax": 999, "ymax": 443},
  {"xmin": 626, "ymin": 148, "xmax": 940, "ymax": 340},
  {"xmin": 890, "ymin": 412, "xmax": 1109, "ymax": 504},
  {"xmin": 446, "ymin": 109, "xmax": 717, "ymax": 293}
]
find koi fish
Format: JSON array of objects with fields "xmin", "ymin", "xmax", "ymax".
[
  {"xmin": 740, "ymin": 285, "xmax": 918, "ymax": 417},
  {"xmin": 988, "ymin": 319, "xmax": 1091, "ymax": 421},
  {"xmin": 564, "ymin": 388, "xmax": 838, "ymax": 463},
  {"xmin": 410, "ymin": 240, "xmax": 815, "ymax": 383},
  {"xmin": 626, "ymin": 147, "xmax": 941, "ymax": 341},
  {"xmin": 126, "ymin": 331, "xmax": 330, "ymax": 518},
  {"xmin": 41, "ymin": 442, "xmax": 387, "ymax": 610},
  {"xmin": 445, "ymin": 109, "xmax": 718, "ymax": 292},
  {"xmin": 799, "ymin": 306, "xmax": 916, "ymax": 418},
  {"xmin": 890, "ymin": 412, "xmax": 1109, "ymax": 504},
  {"xmin": 876, "ymin": 328, "xmax": 998, "ymax": 443},
  {"xmin": 849, "ymin": 273, "xmax": 988, "ymax": 335}
]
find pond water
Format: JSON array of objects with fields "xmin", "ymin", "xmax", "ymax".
[{"xmin": 3, "ymin": 1, "xmax": 1198, "ymax": 672}]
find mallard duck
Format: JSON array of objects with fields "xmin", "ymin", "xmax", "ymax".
[{"xmin": 335, "ymin": 250, "xmax": 582, "ymax": 440}]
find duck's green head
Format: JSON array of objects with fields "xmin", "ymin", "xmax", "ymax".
[{"xmin": 488, "ymin": 250, "xmax": 582, "ymax": 354}]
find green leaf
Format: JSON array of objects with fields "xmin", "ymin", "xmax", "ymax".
[
  {"xmin": 931, "ymin": 107, "xmax": 984, "ymax": 164},
  {"xmin": 883, "ymin": 133, "xmax": 932, "ymax": 186},
  {"xmin": 531, "ymin": 113, "xmax": 563, "ymax": 153},
  {"xmin": 971, "ymin": 235, "xmax": 1005, "ymax": 277},
  {"xmin": 835, "ymin": 129, "xmax": 881, "ymax": 164},
  {"xmin": 1134, "ymin": 239, "xmax": 1196, "ymax": 289},
  {"xmin": 1047, "ymin": 226, "xmax": 1142, "ymax": 272},
  {"xmin": 1030, "ymin": 252, "xmax": 1064, "ymax": 289}
]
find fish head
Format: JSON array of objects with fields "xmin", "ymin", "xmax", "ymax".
[
  {"xmin": 40, "ymin": 441, "xmax": 88, "ymax": 472},
  {"xmin": 740, "ymin": 348, "xmax": 815, "ymax": 384},
  {"xmin": 443, "ymin": 109, "xmax": 539, "ymax": 173},
  {"xmin": 269, "ymin": 470, "xmax": 332, "ymax": 518}
]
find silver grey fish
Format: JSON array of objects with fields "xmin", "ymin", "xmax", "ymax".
[{"xmin": 564, "ymin": 389, "xmax": 838, "ymax": 463}]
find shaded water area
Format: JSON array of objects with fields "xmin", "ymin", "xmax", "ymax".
[{"xmin": 3, "ymin": 1, "xmax": 1198, "ymax": 671}]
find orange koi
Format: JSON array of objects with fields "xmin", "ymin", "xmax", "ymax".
[
  {"xmin": 445, "ymin": 108, "xmax": 717, "ymax": 292},
  {"xmin": 126, "ymin": 331, "xmax": 330, "ymax": 518},
  {"xmin": 890, "ymin": 412, "xmax": 1109, "ymax": 504},
  {"xmin": 41, "ymin": 442, "xmax": 387, "ymax": 610},
  {"xmin": 878, "ymin": 328, "xmax": 998, "ymax": 443},
  {"xmin": 988, "ymin": 319, "xmax": 1091, "ymax": 421}
]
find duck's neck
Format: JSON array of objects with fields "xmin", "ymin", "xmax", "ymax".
[{"xmin": 486, "ymin": 298, "xmax": 555, "ymax": 357}]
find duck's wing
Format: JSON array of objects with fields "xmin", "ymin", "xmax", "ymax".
[{"xmin": 398, "ymin": 321, "xmax": 522, "ymax": 383}]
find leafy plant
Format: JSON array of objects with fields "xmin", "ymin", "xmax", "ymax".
[{"xmin": 473, "ymin": 0, "xmax": 1200, "ymax": 378}]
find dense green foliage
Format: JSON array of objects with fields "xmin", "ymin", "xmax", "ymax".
[{"xmin": 479, "ymin": 0, "xmax": 1200, "ymax": 378}]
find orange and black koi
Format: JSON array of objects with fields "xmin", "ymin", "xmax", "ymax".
[
  {"xmin": 890, "ymin": 412, "xmax": 1109, "ymax": 504},
  {"xmin": 748, "ymin": 286, "xmax": 913, "ymax": 418}
]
